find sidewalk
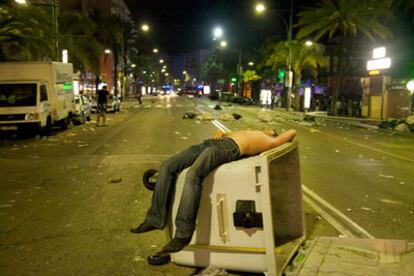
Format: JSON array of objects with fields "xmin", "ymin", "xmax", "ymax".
[{"xmin": 269, "ymin": 108, "xmax": 381, "ymax": 129}]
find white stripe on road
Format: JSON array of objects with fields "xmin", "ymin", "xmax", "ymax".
[
  {"xmin": 211, "ymin": 119, "xmax": 374, "ymax": 239},
  {"xmin": 211, "ymin": 120, "xmax": 231, "ymax": 133},
  {"xmin": 302, "ymin": 185, "xmax": 374, "ymax": 239}
]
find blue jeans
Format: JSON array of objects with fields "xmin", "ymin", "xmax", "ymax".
[{"xmin": 145, "ymin": 138, "xmax": 241, "ymax": 238}]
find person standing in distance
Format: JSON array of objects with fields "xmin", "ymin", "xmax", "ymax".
[{"xmin": 96, "ymin": 85, "xmax": 109, "ymax": 126}]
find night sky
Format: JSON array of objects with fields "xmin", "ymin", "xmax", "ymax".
[{"xmin": 125, "ymin": 0, "xmax": 316, "ymax": 56}]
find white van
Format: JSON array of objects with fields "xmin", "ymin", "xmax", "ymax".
[{"xmin": 0, "ymin": 62, "xmax": 74, "ymax": 135}]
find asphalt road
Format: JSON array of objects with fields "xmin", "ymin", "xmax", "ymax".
[{"xmin": 0, "ymin": 95, "xmax": 413, "ymax": 275}]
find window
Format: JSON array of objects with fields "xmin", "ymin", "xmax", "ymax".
[{"xmin": 40, "ymin": 85, "xmax": 48, "ymax": 101}]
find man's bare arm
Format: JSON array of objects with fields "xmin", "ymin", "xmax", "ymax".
[{"xmin": 271, "ymin": 129, "xmax": 297, "ymax": 148}]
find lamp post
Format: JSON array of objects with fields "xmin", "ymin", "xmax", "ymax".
[
  {"xmin": 15, "ymin": 0, "xmax": 60, "ymax": 61},
  {"xmin": 256, "ymin": 1, "xmax": 293, "ymax": 111}
]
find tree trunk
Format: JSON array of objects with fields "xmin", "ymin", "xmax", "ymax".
[
  {"xmin": 293, "ymin": 71, "xmax": 302, "ymax": 111},
  {"xmin": 330, "ymin": 35, "xmax": 346, "ymax": 116},
  {"xmin": 113, "ymin": 48, "xmax": 119, "ymax": 97}
]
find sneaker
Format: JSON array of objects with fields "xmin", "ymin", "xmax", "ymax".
[
  {"xmin": 162, "ymin": 237, "xmax": 192, "ymax": 253},
  {"xmin": 129, "ymin": 222, "xmax": 159, "ymax": 234}
]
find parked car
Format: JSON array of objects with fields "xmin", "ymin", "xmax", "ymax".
[
  {"xmin": 72, "ymin": 95, "xmax": 91, "ymax": 124},
  {"xmin": 91, "ymin": 95, "xmax": 121, "ymax": 113}
]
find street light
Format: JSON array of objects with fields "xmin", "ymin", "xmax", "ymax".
[
  {"xmin": 141, "ymin": 24, "xmax": 149, "ymax": 32},
  {"xmin": 104, "ymin": 48, "xmax": 111, "ymax": 54},
  {"xmin": 220, "ymin": 40, "xmax": 227, "ymax": 48},
  {"xmin": 14, "ymin": 0, "xmax": 27, "ymax": 4},
  {"xmin": 159, "ymin": 59, "xmax": 164, "ymax": 64},
  {"xmin": 256, "ymin": 1, "xmax": 293, "ymax": 111},
  {"xmin": 131, "ymin": 64, "xmax": 136, "ymax": 68},
  {"xmin": 255, "ymin": 3, "xmax": 266, "ymax": 13},
  {"xmin": 305, "ymin": 40, "xmax": 313, "ymax": 47},
  {"xmin": 153, "ymin": 48, "xmax": 159, "ymax": 53},
  {"xmin": 213, "ymin": 27, "xmax": 223, "ymax": 39},
  {"xmin": 248, "ymin": 61, "xmax": 254, "ymax": 66}
]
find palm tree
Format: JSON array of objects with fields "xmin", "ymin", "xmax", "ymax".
[
  {"xmin": 91, "ymin": 10, "xmax": 124, "ymax": 96},
  {"xmin": 296, "ymin": 0, "xmax": 393, "ymax": 115},
  {"xmin": 265, "ymin": 40, "xmax": 327, "ymax": 110},
  {"xmin": 59, "ymin": 11, "xmax": 102, "ymax": 75},
  {"xmin": 0, "ymin": 5, "xmax": 54, "ymax": 61}
]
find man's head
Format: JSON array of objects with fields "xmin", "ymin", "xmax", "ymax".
[
  {"xmin": 102, "ymin": 85, "xmax": 108, "ymax": 90},
  {"xmin": 262, "ymin": 128, "xmax": 278, "ymax": 137}
]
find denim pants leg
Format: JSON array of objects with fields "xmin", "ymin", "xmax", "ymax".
[
  {"xmin": 175, "ymin": 138, "xmax": 240, "ymax": 239},
  {"xmin": 145, "ymin": 143, "xmax": 205, "ymax": 228}
]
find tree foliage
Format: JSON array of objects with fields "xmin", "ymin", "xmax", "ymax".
[
  {"xmin": 296, "ymin": 0, "xmax": 394, "ymax": 114},
  {"xmin": 264, "ymin": 40, "xmax": 327, "ymax": 110},
  {"xmin": 0, "ymin": 5, "xmax": 54, "ymax": 61}
]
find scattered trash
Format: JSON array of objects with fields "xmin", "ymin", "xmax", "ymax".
[
  {"xmin": 309, "ymin": 128, "xmax": 320, "ymax": 133},
  {"xmin": 303, "ymin": 115, "xmax": 315, "ymax": 122},
  {"xmin": 258, "ymin": 112, "xmax": 272, "ymax": 122},
  {"xmin": 0, "ymin": 204, "xmax": 13, "ymax": 208},
  {"xmin": 213, "ymin": 104, "xmax": 222, "ymax": 110},
  {"xmin": 110, "ymin": 178, "xmax": 122, "ymax": 183},
  {"xmin": 195, "ymin": 120, "xmax": 201, "ymax": 124},
  {"xmin": 133, "ymin": 256, "xmax": 144, "ymax": 262},
  {"xmin": 338, "ymin": 234, "xmax": 347, "ymax": 238},
  {"xmin": 400, "ymin": 181, "xmax": 405, "ymax": 185},
  {"xmin": 395, "ymin": 123, "xmax": 410, "ymax": 132},
  {"xmin": 335, "ymin": 149, "xmax": 340, "ymax": 153},
  {"xmin": 182, "ymin": 112, "xmax": 197, "ymax": 119},
  {"xmin": 219, "ymin": 114, "xmax": 234, "ymax": 121},
  {"xmin": 181, "ymin": 136, "xmax": 189, "ymax": 140},
  {"xmin": 380, "ymin": 198, "xmax": 404, "ymax": 206},
  {"xmin": 361, "ymin": 207, "xmax": 375, "ymax": 212},
  {"xmin": 379, "ymin": 174, "xmax": 394, "ymax": 179},
  {"xmin": 151, "ymin": 245, "xmax": 157, "ymax": 248},
  {"xmin": 232, "ymin": 113, "xmax": 242, "ymax": 120},
  {"xmin": 316, "ymin": 215, "xmax": 322, "ymax": 221},
  {"xmin": 299, "ymin": 121, "xmax": 313, "ymax": 126},
  {"xmin": 347, "ymin": 208, "xmax": 352, "ymax": 212},
  {"xmin": 200, "ymin": 112, "xmax": 214, "ymax": 121},
  {"xmin": 194, "ymin": 265, "xmax": 228, "ymax": 276}
]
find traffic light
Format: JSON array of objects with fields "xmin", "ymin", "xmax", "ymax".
[
  {"xmin": 231, "ymin": 77, "xmax": 237, "ymax": 83},
  {"xmin": 278, "ymin": 69, "xmax": 285, "ymax": 83}
]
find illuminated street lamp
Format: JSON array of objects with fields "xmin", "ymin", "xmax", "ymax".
[
  {"xmin": 141, "ymin": 24, "xmax": 149, "ymax": 32},
  {"xmin": 153, "ymin": 48, "xmax": 159, "ymax": 53},
  {"xmin": 131, "ymin": 63, "xmax": 136, "ymax": 68},
  {"xmin": 213, "ymin": 27, "xmax": 223, "ymax": 39},
  {"xmin": 104, "ymin": 49, "xmax": 111, "ymax": 54},
  {"xmin": 14, "ymin": 0, "xmax": 27, "ymax": 4},
  {"xmin": 220, "ymin": 40, "xmax": 227, "ymax": 48},
  {"xmin": 305, "ymin": 40, "xmax": 313, "ymax": 47},
  {"xmin": 159, "ymin": 59, "xmax": 164, "ymax": 64},
  {"xmin": 255, "ymin": 2, "xmax": 266, "ymax": 13},
  {"xmin": 256, "ymin": 1, "xmax": 293, "ymax": 111},
  {"xmin": 183, "ymin": 70, "xmax": 187, "ymax": 74},
  {"xmin": 407, "ymin": 80, "xmax": 414, "ymax": 94},
  {"xmin": 248, "ymin": 61, "xmax": 254, "ymax": 66}
]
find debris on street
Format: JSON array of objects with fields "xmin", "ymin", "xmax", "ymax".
[
  {"xmin": 110, "ymin": 178, "xmax": 122, "ymax": 183},
  {"xmin": 310, "ymin": 128, "xmax": 320, "ymax": 133},
  {"xmin": 213, "ymin": 104, "xmax": 222, "ymax": 110},
  {"xmin": 361, "ymin": 207, "xmax": 375, "ymax": 212},
  {"xmin": 195, "ymin": 265, "xmax": 228, "ymax": 276},
  {"xmin": 258, "ymin": 112, "xmax": 272, "ymax": 122},
  {"xmin": 200, "ymin": 112, "xmax": 214, "ymax": 121},
  {"xmin": 182, "ymin": 112, "xmax": 197, "ymax": 119},
  {"xmin": 232, "ymin": 113, "xmax": 242, "ymax": 120},
  {"xmin": 219, "ymin": 114, "xmax": 234, "ymax": 121},
  {"xmin": 379, "ymin": 174, "xmax": 394, "ymax": 179}
]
